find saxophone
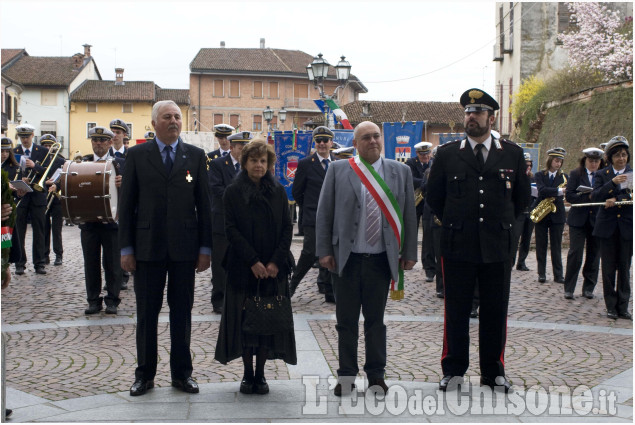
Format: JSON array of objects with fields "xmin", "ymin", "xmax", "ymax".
[{"xmin": 530, "ymin": 173, "xmax": 568, "ymax": 223}]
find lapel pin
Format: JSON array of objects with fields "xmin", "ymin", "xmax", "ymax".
[{"xmin": 186, "ymin": 170, "xmax": 193, "ymax": 183}]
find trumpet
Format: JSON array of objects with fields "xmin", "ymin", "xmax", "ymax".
[{"xmin": 32, "ymin": 142, "xmax": 63, "ymax": 192}]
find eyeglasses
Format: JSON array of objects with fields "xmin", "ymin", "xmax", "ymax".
[{"xmin": 315, "ymin": 138, "xmax": 331, "ymax": 144}]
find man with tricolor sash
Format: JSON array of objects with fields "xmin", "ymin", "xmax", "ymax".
[
  {"xmin": 316, "ymin": 121, "xmax": 417, "ymax": 396},
  {"xmin": 427, "ymin": 88, "xmax": 531, "ymax": 394}
]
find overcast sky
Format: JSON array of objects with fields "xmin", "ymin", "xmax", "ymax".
[{"xmin": 1, "ymin": 0, "xmax": 497, "ymax": 103}]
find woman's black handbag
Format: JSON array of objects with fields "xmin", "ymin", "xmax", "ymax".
[{"xmin": 242, "ymin": 277, "xmax": 293, "ymax": 335}]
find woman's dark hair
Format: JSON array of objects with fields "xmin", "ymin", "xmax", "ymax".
[
  {"xmin": 578, "ymin": 155, "xmax": 605, "ymax": 170},
  {"xmin": 1, "ymin": 148, "xmax": 18, "ymax": 167},
  {"xmin": 606, "ymin": 145, "xmax": 630, "ymax": 165},
  {"xmin": 240, "ymin": 139, "xmax": 276, "ymax": 170},
  {"xmin": 545, "ymin": 156, "xmax": 564, "ymax": 172}
]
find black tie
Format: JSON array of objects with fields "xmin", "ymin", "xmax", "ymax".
[
  {"xmin": 25, "ymin": 149, "xmax": 30, "ymax": 157},
  {"xmin": 589, "ymin": 172, "xmax": 594, "ymax": 186},
  {"xmin": 222, "ymin": 151, "xmax": 228, "ymax": 157},
  {"xmin": 475, "ymin": 144, "xmax": 485, "ymax": 169},
  {"xmin": 322, "ymin": 158, "xmax": 329, "ymax": 172},
  {"xmin": 164, "ymin": 145, "xmax": 173, "ymax": 174},
  {"xmin": 115, "ymin": 151, "xmax": 124, "ymax": 158},
  {"xmin": 549, "ymin": 174, "xmax": 555, "ymax": 184},
  {"xmin": 235, "ymin": 162, "xmax": 240, "ymax": 172}
]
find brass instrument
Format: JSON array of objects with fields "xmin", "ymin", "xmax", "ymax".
[
  {"xmin": 414, "ymin": 188, "xmax": 424, "ymax": 207},
  {"xmin": 45, "ymin": 189, "xmax": 61, "ymax": 214},
  {"xmin": 570, "ymin": 200, "xmax": 633, "ymax": 207},
  {"xmin": 530, "ymin": 173, "xmax": 568, "ymax": 223},
  {"xmin": 32, "ymin": 142, "xmax": 63, "ymax": 192}
]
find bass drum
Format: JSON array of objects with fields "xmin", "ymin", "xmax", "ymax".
[{"xmin": 60, "ymin": 160, "xmax": 118, "ymax": 224}]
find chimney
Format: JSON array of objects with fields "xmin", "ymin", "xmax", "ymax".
[
  {"xmin": 115, "ymin": 68, "xmax": 125, "ymax": 85},
  {"xmin": 83, "ymin": 44, "xmax": 92, "ymax": 58},
  {"xmin": 220, "ymin": 41, "xmax": 225, "ymax": 48},
  {"xmin": 72, "ymin": 53, "xmax": 83, "ymax": 69},
  {"xmin": 260, "ymin": 38, "xmax": 265, "ymax": 49}
]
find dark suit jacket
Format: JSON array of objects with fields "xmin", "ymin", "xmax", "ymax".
[
  {"xmin": 207, "ymin": 149, "xmax": 221, "ymax": 161},
  {"xmin": 118, "ymin": 138, "xmax": 212, "ymax": 262},
  {"xmin": 565, "ymin": 167, "xmax": 599, "ymax": 227},
  {"xmin": 13, "ymin": 144, "xmax": 50, "ymax": 207},
  {"xmin": 591, "ymin": 164, "xmax": 633, "ymax": 239},
  {"xmin": 405, "ymin": 156, "xmax": 430, "ymax": 215},
  {"xmin": 427, "ymin": 138, "xmax": 531, "ymax": 263},
  {"xmin": 208, "ymin": 154, "xmax": 238, "ymax": 234},
  {"xmin": 292, "ymin": 153, "xmax": 333, "ymax": 227},
  {"xmin": 534, "ymin": 169, "xmax": 568, "ymax": 224}
]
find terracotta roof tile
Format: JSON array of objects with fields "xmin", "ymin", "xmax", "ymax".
[
  {"xmin": 156, "ymin": 88, "xmax": 190, "ymax": 105},
  {"xmin": 3, "ymin": 56, "xmax": 87, "ymax": 86},
  {"xmin": 71, "ymin": 80, "xmax": 156, "ymax": 102},
  {"xmin": 1, "ymin": 49, "xmax": 26, "ymax": 68}
]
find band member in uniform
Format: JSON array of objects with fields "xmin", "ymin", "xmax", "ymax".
[
  {"xmin": 119, "ymin": 100, "xmax": 212, "ymax": 396},
  {"xmin": 208, "ymin": 131, "xmax": 251, "ymax": 313},
  {"xmin": 39, "ymin": 135, "xmax": 65, "ymax": 266},
  {"xmin": 289, "ymin": 126, "xmax": 336, "ymax": 302},
  {"xmin": 207, "ymin": 124, "xmax": 235, "ymax": 160},
  {"xmin": 80, "ymin": 127, "xmax": 124, "ymax": 315},
  {"xmin": 534, "ymin": 147, "xmax": 568, "ymax": 283},
  {"xmin": 512, "ymin": 153, "xmax": 535, "ymax": 271},
  {"xmin": 144, "ymin": 131, "xmax": 155, "ymax": 142},
  {"xmin": 427, "ymin": 88, "xmax": 530, "ymax": 393},
  {"xmin": 123, "ymin": 134, "xmax": 130, "ymax": 149},
  {"xmin": 591, "ymin": 136, "xmax": 632, "ymax": 320},
  {"xmin": 13, "ymin": 124, "xmax": 50, "ymax": 275},
  {"xmin": 406, "ymin": 142, "xmax": 434, "ymax": 281},
  {"xmin": 1, "ymin": 137, "xmax": 20, "ymax": 180},
  {"xmin": 109, "ymin": 118, "xmax": 129, "ymax": 158},
  {"xmin": 316, "ymin": 121, "xmax": 417, "ymax": 396},
  {"xmin": 563, "ymin": 148, "xmax": 605, "ymax": 299},
  {"xmin": 332, "ymin": 146, "xmax": 355, "ymax": 160}
]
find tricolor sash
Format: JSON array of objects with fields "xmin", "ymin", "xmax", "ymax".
[
  {"xmin": 1, "ymin": 226, "xmax": 13, "ymax": 249},
  {"xmin": 349, "ymin": 156, "xmax": 405, "ymax": 300}
]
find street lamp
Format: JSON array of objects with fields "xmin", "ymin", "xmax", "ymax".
[
  {"xmin": 263, "ymin": 105, "xmax": 274, "ymax": 131},
  {"xmin": 306, "ymin": 53, "xmax": 352, "ymax": 100},
  {"xmin": 278, "ymin": 107, "xmax": 287, "ymax": 130},
  {"xmin": 16, "ymin": 112, "xmax": 22, "ymax": 124}
]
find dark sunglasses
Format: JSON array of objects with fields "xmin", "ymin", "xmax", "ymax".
[{"xmin": 315, "ymin": 137, "xmax": 331, "ymax": 144}]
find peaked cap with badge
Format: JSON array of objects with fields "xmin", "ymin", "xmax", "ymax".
[
  {"xmin": 460, "ymin": 88, "xmax": 499, "ymax": 112},
  {"xmin": 414, "ymin": 141, "xmax": 433, "ymax": 153},
  {"xmin": 109, "ymin": 118, "xmax": 129, "ymax": 134},
  {"xmin": 39, "ymin": 134, "xmax": 57, "ymax": 146},
  {"xmin": 547, "ymin": 147, "xmax": 567, "ymax": 158},
  {"xmin": 16, "ymin": 124, "xmax": 35, "ymax": 136},
  {"xmin": 89, "ymin": 126, "xmax": 114, "ymax": 140},
  {"xmin": 582, "ymin": 147, "xmax": 604, "ymax": 159},
  {"xmin": 312, "ymin": 126, "xmax": 334, "ymax": 140},
  {"xmin": 214, "ymin": 124, "xmax": 235, "ymax": 137},
  {"xmin": 1, "ymin": 137, "xmax": 13, "ymax": 150},
  {"xmin": 144, "ymin": 131, "xmax": 155, "ymax": 141},
  {"xmin": 227, "ymin": 131, "xmax": 252, "ymax": 144}
]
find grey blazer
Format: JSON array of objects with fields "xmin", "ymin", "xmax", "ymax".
[{"xmin": 316, "ymin": 157, "xmax": 418, "ymax": 282}]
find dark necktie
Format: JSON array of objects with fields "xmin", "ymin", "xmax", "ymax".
[
  {"xmin": 589, "ymin": 172, "xmax": 594, "ymax": 186},
  {"xmin": 222, "ymin": 151, "xmax": 228, "ymax": 157},
  {"xmin": 549, "ymin": 174, "xmax": 555, "ymax": 184},
  {"xmin": 115, "ymin": 151, "xmax": 124, "ymax": 158},
  {"xmin": 25, "ymin": 149, "xmax": 30, "ymax": 157},
  {"xmin": 322, "ymin": 158, "xmax": 329, "ymax": 172},
  {"xmin": 235, "ymin": 162, "xmax": 240, "ymax": 172},
  {"xmin": 474, "ymin": 144, "xmax": 485, "ymax": 169},
  {"xmin": 164, "ymin": 145, "xmax": 173, "ymax": 174}
]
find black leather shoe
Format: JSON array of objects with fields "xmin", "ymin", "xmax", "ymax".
[
  {"xmin": 84, "ymin": 304, "xmax": 102, "ymax": 315},
  {"xmin": 583, "ymin": 291, "xmax": 595, "ymax": 299},
  {"xmin": 607, "ymin": 310, "xmax": 618, "ymax": 320},
  {"xmin": 254, "ymin": 375, "xmax": 269, "ymax": 395},
  {"xmin": 120, "ymin": 281, "xmax": 128, "ymax": 290},
  {"xmin": 212, "ymin": 306, "xmax": 223, "ymax": 314},
  {"xmin": 239, "ymin": 375, "xmax": 254, "ymax": 394},
  {"xmin": 15, "ymin": 265, "xmax": 24, "ymax": 275},
  {"xmin": 130, "ymin": 378, "xmax": 154, "ymax": 396},
  {"xmin": 516, "ymin": 264, "xmax": 530, "ymax": 271},
  {"xmin": 538, "ymin": 276, "xmax": 546, "ymax": 283},
  {"xmin": 425, "ymin": 275, "xmax": 434, "ymax": 282},
  {"xmin": 470, "ymin": 307, "xmax": 478, "ymax": 318},
  {"xmin": 105, "ymin": 305, "xmax": 117, "ymax": 315},
  {"xmin": 564, "ymin": 292, "xmax": 574, "ymax": 300},
  {"xmin": 35, "ymin": 267, "xmax": 46, "ymax": 275},
  {"xmin": 54, "ymin": 256, "xmax": 63, "ymax": 266},
  {"xmin": 172, "ymin": 377, "xmax": 199, "ymax": 393},
  {"xmin": 481, "ymin": 376, "xmax": 513, "ymax": 393},
  {"xmin": 294, "ymin": 232, "xmax": 304, "ymax": 237},
  {"xmin": 368, "ymin": 378, "xmax": 389, "ymax": 394},
  {"xmin": 334, "ymin": 382, "xmax": 356, "ymax": 397},
  {"xmin": 439, "ymin": 375, "xmax": 463, "ymax": 392},
  {"xmin": 311, "ymin": 261, "xmax": 319, "ymax": 269},
  {"xmin": 45, "ymin": 257, "xmax": 50, "ymax": 265},
  {"xmin": 436, "ymin": 291, "xmax": 444, "ymax": 298},
  {"xmin": 317, "ymin": 284, "xmax": 326, "ymax": 294},
  {"xmin": 554, "ymin": 277, "xmax": 565, "ymax": 284},
  {"xmin": 618, "ymin": 312, "xmax": 633, "ymax": 320}
]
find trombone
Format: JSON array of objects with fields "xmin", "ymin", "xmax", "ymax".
[{"xmin": 32, "ymin": 142, "xmax": 63, "ymax": 192}]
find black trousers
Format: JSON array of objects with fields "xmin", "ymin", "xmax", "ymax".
[
  {"xmin": 80, "ymin": 226, "xmax": 121, "ymax": 306},
  {"xmin": 511, "ymin": 214, "xmax": 533, "ymax": 267},
  {"xmin": 332, "ymin": 252, "xmax": 391, "ymax": 380},
  {"xmin": 45, "ymin": 202, "xmax": 63, "ymax": 257},
  {"xmin": 534, "ymin": 220, "xmax": 564, "ymax": 278},
  {"xmin": 422, "ymin": 217, "xmax": 436, "ymax": 277},
  {"xmin": 441, "ymin": 259, "xmax": 511, "ymax": 379},
  {"xmin": 211, "ymin": 232, "xmax": 229, "ymax": 310},
  {"xmin": 432, "ymin": 223, "xmax": 443, "ymax": 293},
  {"xmin": 290, "ymin": 225, "xmax": 332, "ymax": 296},
  {"xmin": 599, "ymin": 230, "xmax": 632, "ymax": 314},
  {"xmin": 564, "ymin": 223, "xmax": 600, "ymax": 295},
  {"xmin": 134, "ymin": 259, "xmax": 196, "ymax": 381},
  {"xmin": 15, "ymin": 203, "xmax": 46, "ymax": 268}
]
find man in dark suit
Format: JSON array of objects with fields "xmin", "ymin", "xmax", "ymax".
[
  {"xmin": 208, "ymin": 130, "xmax": 250, "ymax": 313},
  {"xmin": 108, "ymin": 118, "xmax": 129, "ymax": 159},
  {"xmin": 13, "ymin": 124, "xmax": 50, "ymax": 275},
  {"xmin": 534, "ymin": 148, "xmax": 568, "ymax": 283},
  {"xmin": 119, "ymin": 100, "xmax": 212, "ymax": 396},
  {"xmin": 80, "ymin": 127, "xmax": 125, "ymax": 315},
  {"xmin": 563, "ymin": 148, "xmax": 604, "ymax": 299},
  {"xmin": 316, "ymin": 121, "xmax": 417, "ymax": 396},
  {"xmin": 207, "ymin": 124, "xmax": 234, "ymax": 160},
  {"xmin": 406, "ymin": 142, "xmax": 434, "ymax": 281},
  {"xmin": 427, "ymin": 88, "xmax": 530, "ymax": 393},
  {"xmin": 290, "ymin": 126, "xmax": 336, "ymax": 302}
]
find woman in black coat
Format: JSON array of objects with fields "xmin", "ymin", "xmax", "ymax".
[
  {"xmin": 215, "ymin": 139, "xmax": 296, "ymax": 395},
  {"xmin": 591, "ymin": 136, "xmax": 633, "ymax": 320}
]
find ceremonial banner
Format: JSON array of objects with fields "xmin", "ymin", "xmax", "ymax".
[
  {"xmin": 382, "ymin": 121, "xmax": 425, "ymax": 162},
  {"xmin": 274, "ymin": 130, "xmax": 313, "ymax": 201},
  {"xmin": 332, "ymin": 129, "xmax": 354, "ymax": 148},
  {"xmin": 436, "ymin": 132, "xmax": 465, "ymax": 145},
  {"xmin": 517, "ymin": 142, "xmax": 540, "ymax": 175}
]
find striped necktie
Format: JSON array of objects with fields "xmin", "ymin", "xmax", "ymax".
[{"xmin": 365, "ymin": 187, "xmax": 381, "ymax": 246}]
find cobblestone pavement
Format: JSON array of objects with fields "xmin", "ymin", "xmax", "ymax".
[{"xmin": 1, "ymin": 224, "xmax": 632, "ymax": 422}]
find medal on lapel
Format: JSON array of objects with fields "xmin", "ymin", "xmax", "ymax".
[{"xmin": 186, "ymin": 170, "xmax": 193, "ymax": 183}]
